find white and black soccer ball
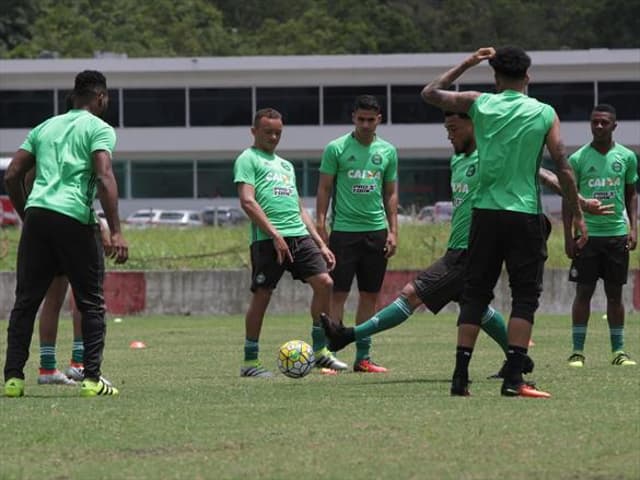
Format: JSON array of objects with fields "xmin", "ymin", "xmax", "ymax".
[{"xmin": 277, "ymin": 340, "xmax": 315, "ymax": 378}]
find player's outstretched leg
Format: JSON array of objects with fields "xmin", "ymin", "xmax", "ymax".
[{"xmin": 319, "ymin": 313, "xmax": 355, "ymax": 352}]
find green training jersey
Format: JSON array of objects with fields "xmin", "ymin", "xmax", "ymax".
[
  {"xmin": 319, "ymin": 132, "xmax": 398, "ymax": 232},
  {"xmin": 469, "ymin": 90, "xmax": 555, "ymax": 214},
  {"xmin": 447, "ymin": 150, "xmax": 479, "ymax": 250},
  {"xmin": 21, "ymin": 109, "xmax": 116, "ymax": 224},
  {"xmin": 234, "ymin": 147, "xmax": 307, "ymax": 243},
  {"xmin": 569, "ymin": 143, "xmax": 638, "ymax": 237}
]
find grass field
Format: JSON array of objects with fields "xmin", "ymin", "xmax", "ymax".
[
  {"xmin": 1, "ymin": 312, "xmax": 638, "ymax": 480},
  {"xmin": 1, "ymin": 222, "xmax": 638, "ymax": 271}
]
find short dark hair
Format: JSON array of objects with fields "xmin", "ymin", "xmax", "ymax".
[
  {"xmin": 444, "ymin": 111, "xmax": 470, "ymax": 120},
  {"xmin": 73, "ymin": 70, "xmax": 107, "ymax": 98},
  {"xmin": 593, "ymin": 103, "xmax": 617, "ymax": 119},
  {"xmin": 489, "ymin": 46, "xmax": 531, "ymax": 80},
  {"xmin": 352, "ymin": 95, "xmax": 381, "ymax": 113},
  {"xmin": 253, "ymin": 108, "xmax": 282, "ymax": 127}
]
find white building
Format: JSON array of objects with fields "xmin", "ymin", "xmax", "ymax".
[{"xmin": 1, "ymin": 49, "xmax": 638, "ymax": 215}]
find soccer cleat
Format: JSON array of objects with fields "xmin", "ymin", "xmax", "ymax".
[
  {"xmin": 240, "ymin": 363, "xmax": 274, "ymax": 378},
  {"xmin": 80, "ymin": 378, "xmax": 119, "ymax": 397},
  {"xmin": 567, "ymin": 352, "xmax": 585, "ymax": 368},
  {"xmin": 65, "ymin": 363, "xmax": 84, "ymax": 381},
  {"xmin": 4, "ymin": 378, "xmax": 25, "ymax": 398},
  {"xmin": 486, "ymin": 354, "xmax": 535, "ymax": 379},
  {"xmin": 501, "ymin": 381, "xmax": 551, "ymax": 398},
  {"xmin": 450, "ymin": 376, "xmax": 470, "ymax": 396},
  {"xmin": 38, "ymin": 369, "xmax": 77, "ymax": 386},
  {"xmin": 319, "ymin": 313, "xmax": 356, "ymax": 353},
  {"xmin": 314, "ymin": 348, "xmax": 348, "ymax": 371},
  {"xmin": 354, "ymin": 358, "xmax": 388, "ymax": 373},
  {"xmin": 611, "ymin": 351, "xmax": 637, "ymax": 366}
]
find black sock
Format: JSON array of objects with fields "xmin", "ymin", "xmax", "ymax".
[
  {"xmin": 505, "ymin": 345, "xmax": 528, "ymax": 385},
  {"xmin": 453, "ymin": 346, "xmax": 473, "ymax": 379}
]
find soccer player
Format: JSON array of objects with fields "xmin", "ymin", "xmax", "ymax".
[
  {"xmin": 235, "ymin": 108, "xmax": 345, "ymax": 378},
  {"xmin": 564, "ymin": 104, "xmax": 638, "ymax": 368},
  {"xmin": 3, "ymin": 70, "xmax": 128, "ymax": 398},
  {"xmin": 320, "ymin": 112, "xmax": 606, "ymax": 379},
  {"xmin": 421, "ymin": 46, "xmax": 586, "ymax": 398},
  {"xmin": 316, "ymin": 95, "xmax": 398, "ymax": 373}
]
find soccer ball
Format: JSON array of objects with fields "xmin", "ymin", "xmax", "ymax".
[{"xmin": 277, "ymin": 340, "xmax": 315, "ymax": 378}]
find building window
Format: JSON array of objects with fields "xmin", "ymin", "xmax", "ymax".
[
  {"xmin": 123, "ymin": 89, "xmax": 185, "ymax": 127},
  {"xmin": 0, "ymin": 90, "xmax": 53, "ymax": 128},
  {"xmin": 131, "ymin": 161, "xmax": 193, "ymax": 198},
  {"xmin": 197, "ymin": 161, "xmax": 236, "ymax": 198},
  {"xmin": 57, "ymin": 89, "xmax": 120, "ymax": 127},
  {"xmin": 398, "ymin": 158, "xmax": 451, "ymax": 207},
  {"xmin": 256, "ymin": 87, "xmax": 320, "ymax": 125},
  {"xmin": 190, "ymin": 88, "xmax": 252, "ymax": 126},
  {"xmin": 598, "ymin": 82, "xmax": 640, "ymax": 120},
  {"xmin": 323, "ymin": 86, "xmax": 387, "ymax": 125},
  {"xmin": 527, "ymin": 83, "xmax": 594, "ymax": 121},
  {"xmin": 391, "ymin": 85, "xmax": 446, "ymax": 124}
]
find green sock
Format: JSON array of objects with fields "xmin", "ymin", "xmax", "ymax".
[
  {"xmin": 355, "ymin": 336, "xmax": 372, "ymax": 362},
  {"xmin": 40, "ymin": 342, "xmax": 56, "ymax": 370},
  {"xmin": 480, "ymin": 306, "xmax": 508, "ymax": 354},
  {"xmin": 572, "ymin": 324, "xmax": 587, "ymax": 352},
  {"xmin": 609, "ymin": 326, "xmax": 624, "ymax": 352},
  {"xmin": 71, "ymin": 337, "xmax": 84, "ymax": 364},
  {"xmin": 244, "ymin": 338, "xmax": 259, "ymax": 364},
  {"xmin": 311, "ymin": 325, "xmax": 327, "ymax": 352},
  {"xmin": 354, "ymin": 296, "xmax": 413, "ymax": 341}
]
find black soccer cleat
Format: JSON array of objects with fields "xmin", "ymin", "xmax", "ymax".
[
  {"xmin": 450, "ymin": 376, "xmax": 470, "ymax": 396},
  {"xmin": 487, "ymin": 354, "xmax": 535, "ymax": 379},
  {"xmin": 319, "ymin": 313, "xmax": 356, "ymax": 352}
]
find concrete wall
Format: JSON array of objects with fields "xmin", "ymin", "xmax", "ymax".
[{"xmin": 1, "ymin": 269, "xmax": 638, "ymax": 319}]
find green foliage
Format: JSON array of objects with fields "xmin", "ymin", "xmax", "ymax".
[
  {"xmin": 1, "ymin": 314, "xmax": 638, "ymax": 479},
  {"xmin": 1, "ymin": 0, "xmax": 637, "ymax": 58}
]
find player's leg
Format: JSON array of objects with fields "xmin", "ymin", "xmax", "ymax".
[
  {"xmin": 568, "ymin": 236, "xmax": 600, "ymax": 367},
  {"xmin": 500, "ymin": 212, "xmax": 550, "ymax": 398},
  {"xmin": 65, "ymin": 297, "xmax": 85, "ymax": 381},
  {"xmin": 37, "ymin": 276, "xmax": 76, "ymax": 385},
  {"xmin": 240, "ymin": 239, "xmax": 284, "ymax": 378},
  {"xmin": 5, "ymin": 208, "xmax": 58, "ymax": 397},
  {"xmin": 352, "ymin": 229, "xmax": 389, "ymax": 372},
  {"xmin": 327, "ymin": 230, "xmax": 358, "ymax": 325},
  {"xmin": 604, "ymin": 235, "xmax": 634, "ymax": 365}
]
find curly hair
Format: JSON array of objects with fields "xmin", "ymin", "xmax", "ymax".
[
  {"xmin": 489, "ymin": 47, "xmax": 531, "ymax": 80},
  {"xmin": 73, "ymin": 70, "xmax": 107, "ymax": 98}
]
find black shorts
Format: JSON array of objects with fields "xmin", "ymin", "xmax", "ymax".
[
  {"xmin": 569, "ymin": 235, "xmax": 629, "ymax": 285},
  {"xmin": 413, "ymin": 249, "xmax": 467, "ymax": 314},
  {"xmin": 250, "ymin": 235, "xmax": 328, "ymax": 292},
  {"xmin": 459, "ymin": 209, "xmax": 550, "ymax": 324},
  {"xmin": 329, "ymin": 229, "xmax": 388, "ymax": 293}
]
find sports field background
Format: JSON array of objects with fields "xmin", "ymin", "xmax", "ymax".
[{"xmin": 1, "ymin": 312, "xmax": 638, "ymax": 479}]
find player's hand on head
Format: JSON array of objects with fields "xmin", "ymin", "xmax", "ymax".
[{"xmin": 468, "ymin": 47, "xmax": 495, "ymax": 66}]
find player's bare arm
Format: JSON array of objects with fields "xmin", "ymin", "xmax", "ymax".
[
  {"xmin": 94, "ymin": 150, "xmax": 128, "ymax": 264},
  {"xmin": 238, "ymin": 182, "xmax": 292, "ymax": 264},
  {"xmin": 300, "ymin": 199, "xmax": 335, "ymax": 271},
  {"xmin": 3, "ymin": 149, "xmax": 35, "ymax": 219},
  {"xmin": 315, "ymin": 172, "xmax": 334, "ymax": 244},
  {"xmin": 539, "ymin": 167, "xmax": 613, "ymax": 215},
  {"xmin": 421, "ymin": 47, "xmax": 494, "ymax": 113},
  {"xmin": 625, "ymin": 183, "xmax": 638, "ymax": 250},
  {"xmin": 383, "ymin": 180, "xmax": 399, "ymax": 259}
]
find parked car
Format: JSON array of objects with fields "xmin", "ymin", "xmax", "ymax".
[
  {"xmin": 125, "ymin": 208, "xmax": 163, "ymax": 227},
  {"xmin": 418, "ymin": 201, "xmax": 453, "ymax": 223},
  {"xmin": 153, "ymin": 209, "xmax": 203, "ymax": 227},
  {"xmin": 201, "ymin": 206, "xmax": 247, "ymax": 226}
]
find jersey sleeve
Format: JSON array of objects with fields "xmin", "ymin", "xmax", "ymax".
[
  {"xmin": 625, "ymin": 151, "xmax": 639, "ymax": 185},
  {"xmin": 319, "ymin": 142, "xmax": 339, "ymax": 175},
  {"xmin": 384, "ymin": 146, "xmax": 398, "ymax": 182},
  {"xmin": 467, "ymin": 93, "xmax": 489, "ymax": 123},
  {"xmin": 233, "ymin": 150, "xmax": 256, "ymax": 185},
  {"xmin": 90, "ymin": 123, "xmax": 117, "ymax": 154},
  {"xmin": 19, "ymin": 126, "xmax": 40, "ymax": 155}
]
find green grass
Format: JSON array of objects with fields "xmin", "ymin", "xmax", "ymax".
[
  {"xmin": 2, "ymin": 221, "xmax": 636, "ymax": 271},
  {"xmin": 1, "ymin": 313, "xmax": 638, "ymax": 479}
]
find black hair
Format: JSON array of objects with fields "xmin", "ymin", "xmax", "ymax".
[
  {"xmin": 73, "ymin": 70, "xmax": 107, "ymax": 99},
  {"xmin": 593, "ymin": 103, "xmax": 617, "ymax": 119},
  {"xmin": 489, "ymin": 46, "xmax": 531, "ymax": 80},
  {"xmin": 253, "ymin": 107, "xmax": 282, "ymax": 127},
  {"xmin": 352, "ymin": 94, "xmax": 381, "ymax": 113},
  {"xmin": 444, "ymin": 111, "xmax": 470, "ymax": 120}
]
